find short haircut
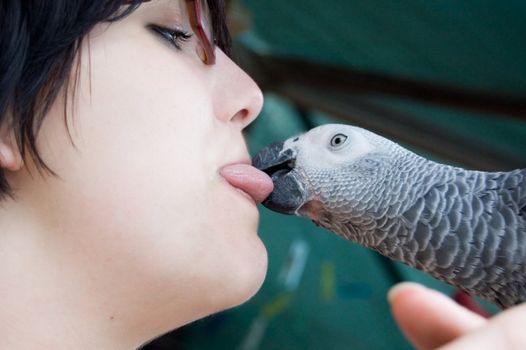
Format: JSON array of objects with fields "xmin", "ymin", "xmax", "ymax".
[{"xmin": 0, "ymin": 0, "xmax": 230, "ymax": 199}]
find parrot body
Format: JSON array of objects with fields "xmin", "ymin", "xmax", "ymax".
[{"xmin": 253, "ymin": 124, "xmax": 526, "ymax": 309}]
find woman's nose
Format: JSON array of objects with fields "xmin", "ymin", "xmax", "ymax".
[{"xmin": 212, "ymin": 50, "xmax": 264, "ymax": 129}]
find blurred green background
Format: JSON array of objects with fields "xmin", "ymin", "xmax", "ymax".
[{"xmin": 146, "ymin": 0, "xmax": 526, "ymax": 349}]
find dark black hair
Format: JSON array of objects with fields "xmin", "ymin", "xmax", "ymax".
[{"xmin": 0, "ymin": 0, "xmax": 230, "ymax": 200}]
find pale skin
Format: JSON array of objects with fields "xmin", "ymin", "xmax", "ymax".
[
  {"xmin": 1, "ymin": 1, "xmax": 524, "ymax": 350},
  {"xmin": 0, "ymin": 1, "xmax": 266, "ymax": 348},
  {"xmin": 388, "ymin": 282, "xmax": 526, "ymax": 350}
]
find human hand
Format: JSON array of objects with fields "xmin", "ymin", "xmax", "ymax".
[{"xmin": 387, "ymin": 282, "xmax": 526, "ymax": 350}]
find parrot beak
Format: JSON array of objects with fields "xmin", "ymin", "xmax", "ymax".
[{"xmin": 253, "ymin": 141, "xmax": 307, "ymax": 215}]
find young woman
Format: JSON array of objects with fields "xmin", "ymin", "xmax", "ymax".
[
  {"xmin": 1, "ymin": 1, "xmax": 272, "ymax": 348},
  {"xmin": 1, "ymin": 1, "xmax": 524, "ymax": 349}
]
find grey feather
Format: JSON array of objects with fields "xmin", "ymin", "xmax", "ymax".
[{"xmin": 254, "ymin": 124, "xmax": 526, "ymax": 309}]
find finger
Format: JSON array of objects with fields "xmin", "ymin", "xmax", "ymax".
[
  {"xmin": 438, "ymin": 303, "xmax": 526, "ymax": 350},
  {"xmin": 388, "ymin": 282, "xmax": 487, "ymax": 350}
]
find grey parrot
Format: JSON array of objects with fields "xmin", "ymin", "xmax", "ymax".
[{"xmin": 253, "ymin": 123, "xmax": 526, "ymax": 309}]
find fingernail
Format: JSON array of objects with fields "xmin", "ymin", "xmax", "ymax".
[{"xmin": 387, "ymin": 282, "xmax": 426, "ymax": 303}]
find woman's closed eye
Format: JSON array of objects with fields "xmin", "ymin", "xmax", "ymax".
[{"xmin": 148, "ymin": 24, "xmax": 192, "ymax": 50}]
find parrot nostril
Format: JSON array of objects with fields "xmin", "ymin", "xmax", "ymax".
[{"xmin": 253, "ymin": 143, "xmax": 297, "ymax": 181}]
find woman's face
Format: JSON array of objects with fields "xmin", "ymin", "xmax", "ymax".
[{"xmin": 10, "ymin": 0, "xmax": 267, "ymax": 328}]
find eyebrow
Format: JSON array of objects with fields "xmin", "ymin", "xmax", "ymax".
[{"xmin": 145, "ymin": 0, "xmax": 187, "ymax": 21}]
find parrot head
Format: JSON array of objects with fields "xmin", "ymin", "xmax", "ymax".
[{"xmin": 253, "ymin": 124, "xmax": 402, "ymax": 224}]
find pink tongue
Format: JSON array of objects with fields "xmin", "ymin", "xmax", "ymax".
[{"xmin": 220, "ymin": 164, "xmax": 274, "ymax": 203}]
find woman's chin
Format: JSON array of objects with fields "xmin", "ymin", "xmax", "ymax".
[
  {"xmin": 234, "ymin": 239, "xmax": 268, "ymax": 304},
  {"xmin": 209, "ymin": 236, "xmax": 268, "ymax": 311}
]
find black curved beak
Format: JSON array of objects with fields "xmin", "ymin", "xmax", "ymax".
[{"xmin": 253, "ymin": 141, "xmax": 306, "ymax": 215}]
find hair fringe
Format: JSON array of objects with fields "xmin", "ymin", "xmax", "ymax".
[
  {"xmin": 0, "ymin": 1, "xmax": 129, "ymax": 189},
  {"xmin": 0, "ymin": 0, "xmax": 231, "ymax": 200}
]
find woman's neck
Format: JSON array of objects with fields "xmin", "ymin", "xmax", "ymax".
[{"xmin": 0, "ymin": 202, "xmax": 184, "ymax": 349}]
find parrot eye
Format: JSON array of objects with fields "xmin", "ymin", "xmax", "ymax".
[{"xmin": 330, "ymin": 133, "xmax": 348, "ymax": 148}]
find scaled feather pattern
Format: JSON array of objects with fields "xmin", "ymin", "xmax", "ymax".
[{"xmin": 254, "ymin": 124, "xmax": 526, "ymax": 309}]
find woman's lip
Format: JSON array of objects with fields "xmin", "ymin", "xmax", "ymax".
[{"xmin": 219, "ymin": 163, "xmax": 274, "ymax": 204}]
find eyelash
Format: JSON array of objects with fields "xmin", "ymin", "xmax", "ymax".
[{"xmin": 149, "ymin": 24, "xmax": 193, "ymax": 50}]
